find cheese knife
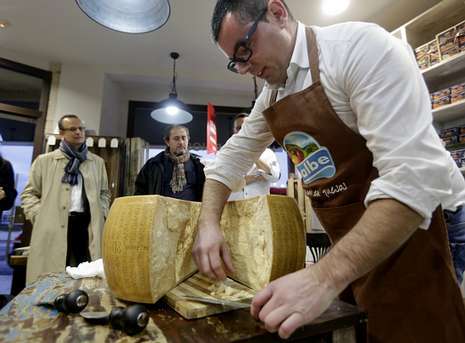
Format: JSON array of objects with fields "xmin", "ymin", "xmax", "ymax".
[{"xmin": 179, "ymin": 296, "xmax": 251, "ymax": 309}]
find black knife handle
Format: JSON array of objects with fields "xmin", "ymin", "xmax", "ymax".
[
  {"xmin": 54, "ymin": 289, "xmax": 89, "ymax": 313},
  {"xmin": 109, "ymin": 304, "xmax": 149, "ymax": 336}
]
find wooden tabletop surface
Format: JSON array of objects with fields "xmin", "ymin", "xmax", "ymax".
[{"xmin": 0, "ymin": 273, "xmax": 366, "ymax": 342}]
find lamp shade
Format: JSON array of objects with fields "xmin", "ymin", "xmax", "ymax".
[
  {"xmin": 151, "ymin": 52, "xmax": 193, "ymax": 124},
  {"xmin": 75, "ymin": 0, "xmax": 170, "ymax": 34},
  {"xmin": 150, "ymin": 95, "xmax": 193, "ymax": 124}
]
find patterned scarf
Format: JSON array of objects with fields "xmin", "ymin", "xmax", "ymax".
[
  {"xmin": 165, "ymin": 148, "xmax": 190, "ymax": 193},
  {"xmin": 59, "ymin": 140, "xmax": 88, "ymax": 185}
]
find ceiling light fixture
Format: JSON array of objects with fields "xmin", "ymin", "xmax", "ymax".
[
  {"xmin": 0, "ymin": 20, "xmax": 11, "ymax": 29},
  {"xmin": 322, "ymin": 0, "xmax": 350, "ymax": 16},
  {"xmin": 150, "ymin": 52, "xmax": 193, "ymax": 125},
  {"xmin": 75, "ymin": 0, "xmax": 170, "ymax": 34}
]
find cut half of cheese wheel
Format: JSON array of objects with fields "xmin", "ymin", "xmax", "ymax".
[{"xmin": 102, "ymin": 195, "xmax": 306, "ymax": 303}]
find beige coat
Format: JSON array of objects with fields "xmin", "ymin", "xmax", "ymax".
[{"xmin": 21, "ymin": 149, "xmax": 110, "ymax": 284}]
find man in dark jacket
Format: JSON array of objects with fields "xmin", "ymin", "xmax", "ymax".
[
  {"xmin": 0, "ymin": 153, "xmax": 17, "ymax": 221},
  {"xmin": 134, "ymin": 125, "xmax": 205, "ymax": 201}
]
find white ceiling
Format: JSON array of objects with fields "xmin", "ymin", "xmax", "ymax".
[{"xmin": 0, "ymin": 0, "xmax": 441, "ymax": 92}]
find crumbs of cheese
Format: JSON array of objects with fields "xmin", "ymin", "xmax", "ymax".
[{"xmin": 207, "ymin": 282, "xmax": 251, "ymax": 301}]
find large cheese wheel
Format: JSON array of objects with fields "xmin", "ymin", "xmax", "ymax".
[{"xmin": 102, "ymin": 195, "xmax": 305, "ymax": 303}]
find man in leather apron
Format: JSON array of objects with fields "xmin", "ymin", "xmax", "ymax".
[{"xmin": 193, "ymin": 1, "xmax": 465, "ymax": 341}]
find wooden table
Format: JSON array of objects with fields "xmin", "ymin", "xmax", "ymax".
[{"xmin": 0, "ymin": 273, "xmax": 367, "ymax": 342}]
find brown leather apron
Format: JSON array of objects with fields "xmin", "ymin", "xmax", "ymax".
[{"xmin": 262, "ymin": 27, "xmax": 465, "ymax": 342}]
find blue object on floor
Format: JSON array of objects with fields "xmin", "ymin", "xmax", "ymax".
[{"xmin": 444, "ymin": 206, "xmax": 465, "ymax": 284}]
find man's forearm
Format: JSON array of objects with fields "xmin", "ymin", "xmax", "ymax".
[
  {"xmin": 198, "ymin": 179, "xmax": 231, "ymax": 224},
  {"xmin": 316, "ymin": 198, "xmax": 424, "ymax": 291}
]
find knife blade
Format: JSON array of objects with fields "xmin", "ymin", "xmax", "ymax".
[{"xmin": 179, "ymin": 296, "xmax": 251, "ymax": 309}]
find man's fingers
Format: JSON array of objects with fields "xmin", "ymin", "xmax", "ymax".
[
  {"xmin": 197, "ymin": 248, "xmax": 215, "ymax": 279},
  {"xmin": 209, "ymin": 248, "xmax": 226, "ymax": 280},
  {"xmin": 192, "ymin": 245, "xmax": 200, "ymax": 269},
  {"xmin": 251, "ymin": 286, "xmax": 273, "ymax": 319},
  {"xmin": 261, "ymin": 305, "xmax": 288, "ymax": 333},
  {"xmin": 192, "ymin": 228, "xmax": 230, "ymax": 281},
  {"xmin": 220, "ymin": 244, "xmax": 235, "ymax": 275},
  {"xmin": 278, "ymin": 311, "xmax": 305, "ymax": 339}
]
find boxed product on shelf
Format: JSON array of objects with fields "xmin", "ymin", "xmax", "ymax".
[
  {"xmin": 437, "ymin": 25, "xmax": 459, "ymax": 60},
  {"xmin": 439, "ymin": 126, "xmax": 464, "ymax": 147},
  {"xmin": 440, "ymin": 127, "xmax": 459, "ymax": 138},
  {"xmin": 417, "ymin": 55, "xmax": 430, "ymax": 70},
  {"xmin": 451, "ymin": 82, "xmax": 465, "ymax": 103},
  {"xmin": 431, "ymin": 88, "xmax": 451, "ymax": 108},
  {"xmin": 414, "ymin": 40, "xmax": 440, "ymax": 69},
  {"xmin": 415, "ymin": 42, "xmax": 430, "ymax": 69},
  {"xmin": 442, "ymin": 135, "xmax": 459, "ymax": 146},
  {"xmin": 450, "ymin": 149, "xmax": 465, "ymax": 168},
  {"xmin": 455, "ymin": 20, "xmax": 465, "ymax": 52},
  {"xmin": 458, "ymin": 133, "xmax": 465, "ymax": 144},
  {"xmin": 428, "ymin": 40, "xmax": 440, "ymax": 66}
]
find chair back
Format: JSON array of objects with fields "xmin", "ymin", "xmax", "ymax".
[{"xmin": 306, "ymin": 232, "xmax": 331, "ymax": 262}]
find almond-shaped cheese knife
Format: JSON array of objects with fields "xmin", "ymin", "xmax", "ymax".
[{"xmin": 179, "ymin": 296, "xmax": 251, "ymax": 309}]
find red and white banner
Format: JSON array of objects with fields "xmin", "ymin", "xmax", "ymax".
[{"xmin": 207, "ymin": 102, "xmax": 217, "ymax": 154}]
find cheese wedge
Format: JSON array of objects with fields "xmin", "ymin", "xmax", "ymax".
[{"xmin": 102, "ymin": 195, "xmax": 305, "ymax": 303}]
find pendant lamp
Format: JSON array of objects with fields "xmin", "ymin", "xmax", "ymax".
[
  {"xmin": 151, "ymin": 52, "xmax": 193, "ymax": 125},
  {"xmin": 75, "ymin": 0, "xmax": 170, "ymax": 34}
]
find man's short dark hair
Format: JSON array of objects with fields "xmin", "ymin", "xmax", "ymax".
[
  {"xmin": 58, "ymin": 114, "xmax": 80, "ymax": 130},
  {"xmin": 164, "ymin": 125, "xmax": 190, "ymax": 142},
  {"xmin": 211, "ymin": 0, "xmax": 293, "ymax": 42},
  {"xmin": 234, "ymin": 112, "xmax": 248, "ymax": 122},
  {"xmin": 232, "ymin": 113, "xmax": 249, "ymax": 134}
]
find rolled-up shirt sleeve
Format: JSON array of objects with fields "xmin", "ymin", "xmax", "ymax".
[
  {"xmin": 260, "ymin": 148, "xmax": 281, "ymax": 183},
  {"xmin": 342, "ymin": 24, "xmax": 456, "ymax": 229},
  {"xmin": 204, "ymin": 91, "xmax": 275, "ymax": 191}
]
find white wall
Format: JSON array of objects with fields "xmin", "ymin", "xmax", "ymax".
[
  {"xmin": 53, "ymin": 63, "xmax": 105, "ymax": 134},
  {"xmin": 99, "ymin": 76, "xmax": 126, "ymax": 137}
]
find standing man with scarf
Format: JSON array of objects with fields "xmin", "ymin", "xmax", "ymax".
[
  {"xmin": 134, "ymin": 125, "xmax": 205, "ymax": 201},
  {"xmin": 21, "ymin": 114, "xmax": 110, "ymax": 284}
]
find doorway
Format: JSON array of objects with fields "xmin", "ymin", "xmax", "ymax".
[{"xmin": 0, "ymin": 58, "xmax": 51, "ymax": 299}]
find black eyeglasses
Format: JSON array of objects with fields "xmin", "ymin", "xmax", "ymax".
[
  {"xmin": 227, "ymin": 9, "xmax": 267, "ymax": 73},
  {"xmin": 62, "ymin": 126, "xmax": 86, "ymax": 132}
]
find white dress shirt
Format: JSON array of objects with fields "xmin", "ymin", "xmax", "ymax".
[
  {"xmin": 228, "ymin": 148, "xmax": 280, "ymax": 201},
  {"xmin": 205, "ymin": 21, "xmax": 465, "ymax": 229},
  {"xmin": 69, "ymin": 173, "xmax": 85, "ymax": 213}
]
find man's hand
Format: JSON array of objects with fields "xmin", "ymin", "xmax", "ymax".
[
  {"xmin": 251, "ymin": 265, "xmax": 342, "ymax": 339},
  {"xmin": 192, "ymin": 179, "xmax": 234, "ymax": 280},
  {"xmin": 251, "ymin": 198, "xmax": 423, "ymax": 339},
  {"xmin": 0, "ymin": 187, "xmax": 5, "ymax": 201},
  {"xmin": 192, "ymin": 220, "xmax": 234, "ymax": 280}
]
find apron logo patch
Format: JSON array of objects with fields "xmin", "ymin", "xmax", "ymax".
[{"xmin": 283, "ymin": 131, "xmax": 336, "ymax": 184}]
